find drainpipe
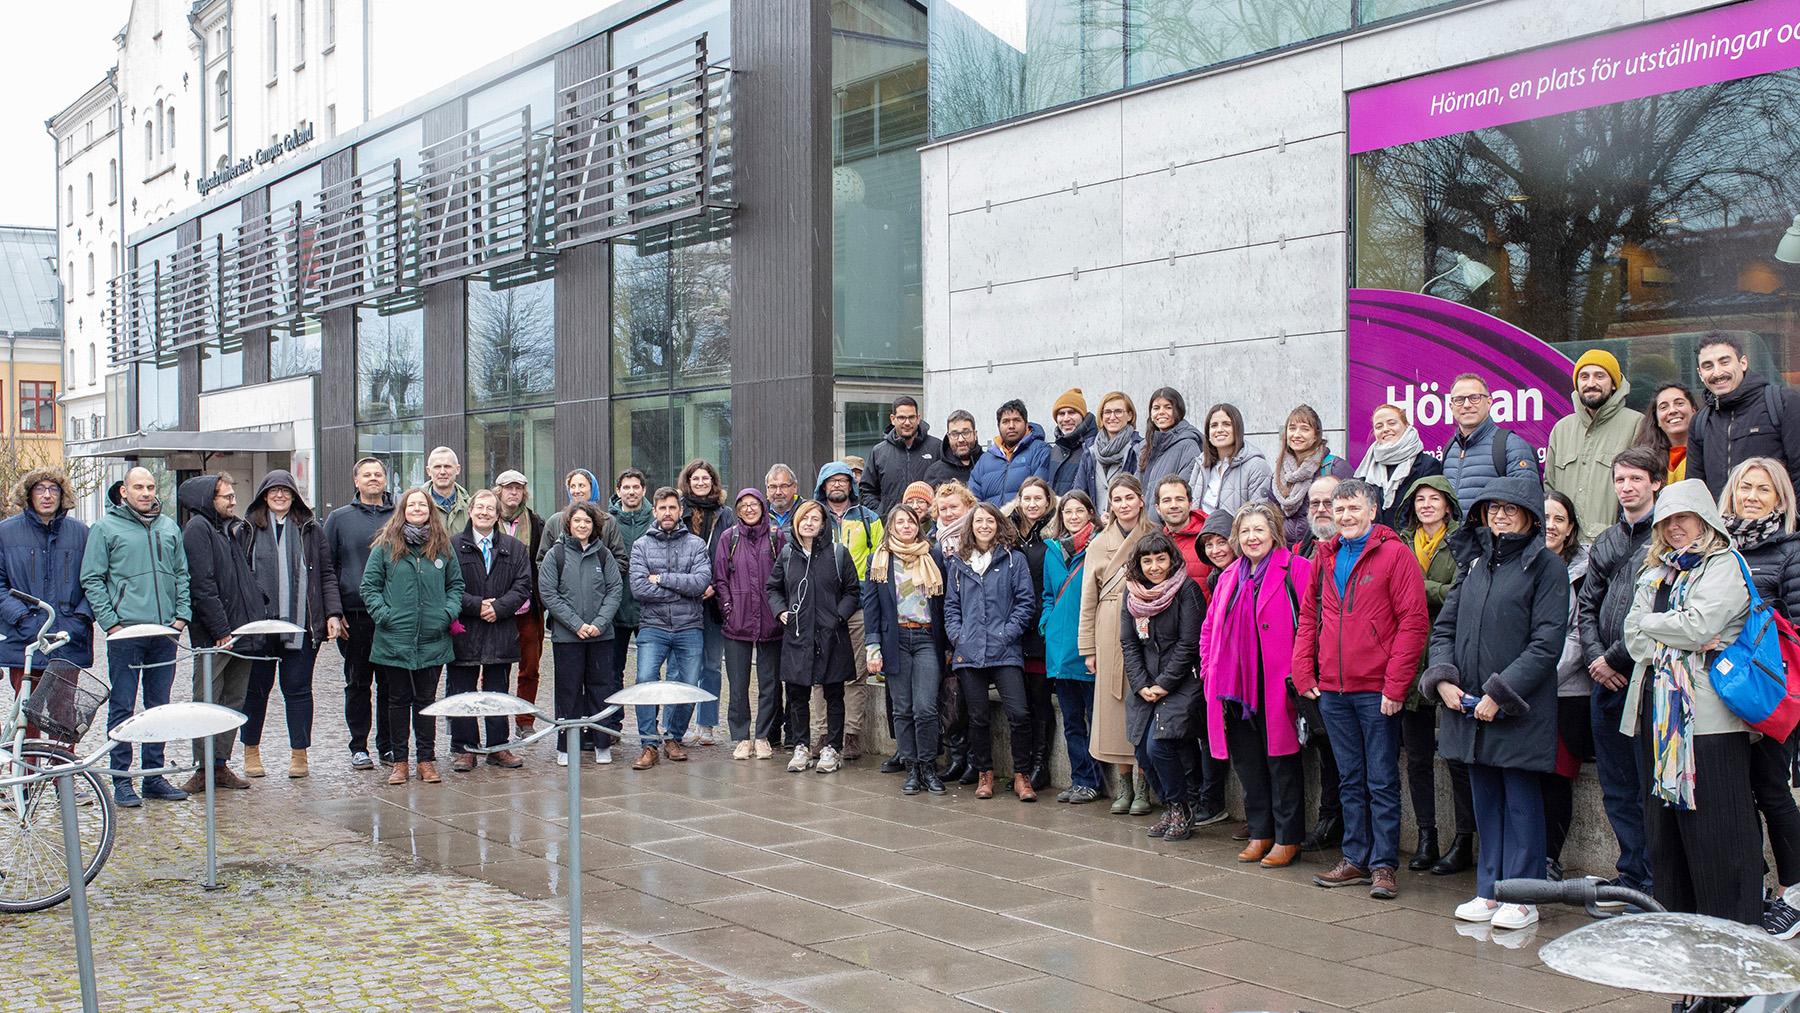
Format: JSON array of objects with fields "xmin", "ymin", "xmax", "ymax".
[{"xmin": 190, "ymin": 11, "xmax": 208, "ymax": 171}]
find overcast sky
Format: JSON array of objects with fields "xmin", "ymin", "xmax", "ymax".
[{"xmin": 0, "ymin": 3, "xmax": 133, "ymax": 229}]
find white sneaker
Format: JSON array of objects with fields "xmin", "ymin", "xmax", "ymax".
[
  {"xmin": 1491, "ymin": 903, "xmax": 1538, "ymax": 930},
  {"xmin": 682, "ymin": 729, "xmax": 702, "ymax": 747},
  {"xmin": 815, "ymin": 746, "xmax": 841, "ymax": 773},
  {"xmin": 753, "ymin": 738, "xmax": 773, "ymax": 760},
  {"xmin": 556, "ymin": 751, "xmax": 569, "ymax": 767},
  {"xmin": 732, "ymin": 740, "xmax": 752, "ymax": 760},
  {"xmin": 1455, "ymin": 897, "xmax": 1499, "ymax": 922},
  {"xmin": 787, "ymin": 745, "xmax": 811, "ymax": 773},
  {"xmin": 594, "ymin": 747, "xmax": 613, "ymax": 765},
  {"xmin": 698, "ymin": 727, "xmax": 717, "ymax": 747}
]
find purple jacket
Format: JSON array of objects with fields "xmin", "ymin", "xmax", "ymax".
[
  {"xmin": 712, "ymin": 489, "xmax": 784, "ymax": 642},
  {"xmin": 1200, "ymin": 548, "xmax": 1310, "ymax": 759}
]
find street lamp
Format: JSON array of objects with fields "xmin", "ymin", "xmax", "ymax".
[
  {"xmin": 1421, "ymin": 253, "xmax": 1496, "ymax": 295},
  {"xmin": 422, "ymin": 679, "xmax": 716, "ymax": 1013},
  {"xmin": 1777, "ymin": 213, "xmax": 1800, "ymax": 265}
]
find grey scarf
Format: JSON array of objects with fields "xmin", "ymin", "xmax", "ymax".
[
  {"xmin": 1090, "ymin": 427, "xmax": 1136, "ymax": 493},
  {"xmin": 1273, "ymin": 445, "xmax": 1327, "ymax": 518},
  {"xmin": 252, "ymin": 515, "xmax": 307, "ymax": 649}
]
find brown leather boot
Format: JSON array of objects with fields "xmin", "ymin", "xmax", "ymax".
[
  {"xmin": 842, "ymin": 734, "xmax": 862, "ymax": 761},
  {"xmin": 450, "ymin": 753, "xmax": 477, "ymax": 773},
  {"xmin": 417, "ymin": 761, "xmax": 441, "ymax": 784},
  {"xmin": 1238, "ymin": 839, "xmax": 1274, "ymax": 863},
  {"xmin": 664, "ymin": 740, "xmax": 689, "ymax": 762},
  {"xmin": 288, "ymin": 749, "xmax": 309, "ymax": 779},
  {"xmin": 387, "ymin": 761, "xmax": 410, "ymax": 786},
  {"xmin": 975, "ymin": 771, "xmax": 994, "ymax": 799},
  {"xmin": 1260, "ymin": 843, "xmax": 1301, "ymax": 868},
  {"xmin": 1012, "ymin": 772, "xmax": 1037, "ymax": 803},
  {"xmin": 243, "ymin": 746, "xmax": 265, "ymax": 778},
  {"xmin": 486, "ymin": 749, "xmax": 524, "ymax": 769},
  {"xmin": 632, "ymin": 746, "xmax": 660, "ymax": 771}
]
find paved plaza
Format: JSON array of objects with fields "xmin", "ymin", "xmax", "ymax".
[{"xmin": 6, "ymin": 647, "xmax": 1676, "ymax": 1012}]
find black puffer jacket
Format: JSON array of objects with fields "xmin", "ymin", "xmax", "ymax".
[
  {"xmin": 1047, "ymin": 414, "xmax": 1096, "ymax": 495},
  {"xmin": 1423, "ymin": 475, "xmax": 1568, "ymax": 773},
  {"xmin": 1735, "ymin": 528, "xmax": 1800, "ymax": 625},
  {"xmin": 1119, "ymin": 580, "xmax": 1204, "ymax": 742},
  {"xmin": 179, "ymin": 474, "xmax": 269, "ymax": 648},
  {"xmin": 862, "ymin": 424, "xmax": 943, "ymax": 517},
  {"xmin": 451, "ymin": 528, "xmax": 534, "ymax": 664},
  {"xmin": 1689, "ymin": 372, "xmax": 1800, "ymax": 497},
  {"xmin": 1013, "ymin": 513, "xmax": 1053, "ymax": 660},
  {"xmin": 1576, "ymin": 511, "xmax": 1654, "ymax": 677}
]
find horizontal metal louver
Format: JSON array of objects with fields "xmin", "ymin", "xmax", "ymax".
[
  {"xmin": 103, "ymin": 259, "xmax": 160, "ymax": 365},
  {"xmin": 310, "ymin": 159, "xmax": 406, "ymax": 314},
  {"xmin": 230, "ymin": 201, "xmax": 305, "ymax": 331},
  {"xmin": 416, "ymin": 108, "xmax": 551, "ymax": 285}
]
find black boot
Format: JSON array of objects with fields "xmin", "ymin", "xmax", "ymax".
[
  {"xmin": 880, "ymin": 751, "xmax": 906, "ymax": 774},
  {"xmin": 1408, "ymin": 829, "xmax": 1440, "ymax": 872},
  {"xmin": 1300, "ymin": 812, "xmax": 1342, "ymax": 853},
  {"xmin": 1431, "ymin": 832, "xmax": 1474, "ymax": 875},
  {"xmin": 1030, "ymin": 737, "xmax": 1053, "ymax": 791},
  {"xmin": 1163, "ymin": 803, "xmax": 1195, "ymax": 842},
  {"xmin": 921, "ymin": 761, "xmax": 945, "ymax": 795},
  {"xmin": 941, "ymin": 727, "xmax": 969, "ymax": 783},
  {"xmin": 901, "ymin": 762, "xmax": 922, "ymax": 795}
]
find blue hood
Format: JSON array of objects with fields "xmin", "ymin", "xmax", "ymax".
[
  {"xmin": 568, "ymin": 468, "xmax": 601, "ymax": 505},
  {"xmin": 814, "ymin": 461, "xmax": 863, "ymax": 503},
  {"xmin": 983, "ymin": 422, "xmax": 1046, "ymax": 462}
]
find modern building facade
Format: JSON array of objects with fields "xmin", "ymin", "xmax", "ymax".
[
  {"xmin": 51, "ymin": 0, "xmax": 372, "ymax": 517},
  {"xmin": 86, "ymin": 0, "xmax": 926, "ymax": 515},
  {"xmin": 919, "ymin": 0, "xmax": 1799, "ymax": 472}
]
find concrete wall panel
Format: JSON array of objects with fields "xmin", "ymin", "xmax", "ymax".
[
  {"xmin": 945, "ymin": 102, "xmax": 1121, "ymax": 213},
  {"xmin": 1341, "ymin": 0, "xmax": 1641, "ymax": 90},
  {"xmin": 948, "ymin": 181, "xmax": 1124, "ymax": 291},
  {"xmin": 1119, "ymin": 235, "xmax": 1345, "ymax": 351},
  {"xmin": 1120, "ymin": 46, "xmax": 1342, "ymax": 176},
  {"xmin": 1120, "ymin": 135, "xmax": 1346, "ymax": 264},
  {"xmin": 947, "ymin": 267, "xmax": 1125, "ymax": 365}
]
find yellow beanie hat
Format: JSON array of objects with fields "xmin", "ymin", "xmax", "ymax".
[
  {"xmin": 1052, "ymin": 388, "xmax": 1088, "ymax": 418},
  {"xmin": 1573, "ymin": 348, "xmax": 1622, "ymax": 390}
]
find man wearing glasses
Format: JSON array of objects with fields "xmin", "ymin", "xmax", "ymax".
[{"xmin": 1439, "ymin": 373, "xmax": 1540, "ymax": 507}]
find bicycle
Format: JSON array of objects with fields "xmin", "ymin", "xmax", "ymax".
[
  {"xmin": 1495, "ymin": 877, "xmax": 1800, "ymax": 1013},
  {"xmin": 0, "ymin": 589, "xmax": 116, "ymax": 913}
]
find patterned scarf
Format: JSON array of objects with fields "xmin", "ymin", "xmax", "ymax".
[
  {"xmin": 1090, "ymin": 427, "xmax": 1136, "ymax": 490},
  {"xmin": 1649, "ymin": 547, "xmax": 1705, "ymax": 810},
  {"xmin": 1724, "ymin": 512, "xmax": 1783, "ymax": 552},
  {"xmin": 1126, "ymin": 570, "xmax": 1187, "ymax": 619},
  {"xmin": 1272, "ymin": 444, "xmax": 1327, "ymax": 516}
]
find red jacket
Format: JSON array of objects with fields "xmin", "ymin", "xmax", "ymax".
[
  {"xmin": 1164, "ymin": 511, "xmax": 1214, "ymax": 602},
  {"xmin": 1290, "ymin": 524, "xmax": 1429, "ymax": 700}
]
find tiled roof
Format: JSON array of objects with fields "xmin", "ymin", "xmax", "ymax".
[{"xmin": 0, "ymin": 227, "xmax": 62, "ymax": 337}]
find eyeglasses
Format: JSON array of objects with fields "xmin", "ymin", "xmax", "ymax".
[
  {"xmin": 1448, "ymin": 394, "xmax": 1489, "ymax": 406},
  {"xmin": 1487, "ymin": 502, "xmax": 1524, "ymax": 517},
  {"xmin": 30, "ymin": 483, "xmax": 59, "ymax": 495},
  {"xmin": 1101, "ymin": 408, "xmax": 1129, "ymax": 418}
]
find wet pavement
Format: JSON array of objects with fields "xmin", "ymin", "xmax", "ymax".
[{"xmin": 5, "ymin": 645, "xmax": 1679, "ymax": 1012}]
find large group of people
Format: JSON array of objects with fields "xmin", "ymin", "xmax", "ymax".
[{"xmin": 10, "ymin": 331, "xmax": 1800, "ymax": 941}]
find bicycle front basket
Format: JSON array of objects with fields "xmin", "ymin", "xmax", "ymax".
[{"xmin": 22, "ymin": 660, "xmax": 110, "ymax": 742}]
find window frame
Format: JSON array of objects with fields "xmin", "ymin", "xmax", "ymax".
[{"xmin": 18, "ymin": 382, "xmax": 56, "ymax": 434}]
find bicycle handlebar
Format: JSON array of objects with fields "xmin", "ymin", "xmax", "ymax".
[
  {"xmin": 8, "ymin": 589, "xmax": 62, "ymax": 658},
  {"xmin": 1494, "ymin": 877, "xmax": 1664, "ymax": 913},
  {"xmin": 8, "ymin": 588, "xmax": 41, "ymax": 606}
]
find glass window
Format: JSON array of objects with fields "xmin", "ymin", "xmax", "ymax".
[
  {"xmin": 19, "ymin": 382, "xmax": 57, "ymax": 434},
  {"xmin": 270, "ymin": 317, "xmax": 321, "ymax": 378},
  {"xmin": 843, "ymin": 399, "xmax": 886, "ymax": 463},
  {"xmin": 611, "ymin": 236, "xmax": 730, "ymax": 395},
  {"xmin": 613, "ymin": 0, "xmax": 731, "ymax": 66},
  {"xmin": 1351, "ymin": 67, "xmax": 1800, "ymax": 413},
  {"xmin": 356, "ymin": 299, "xmax": 424, "ymax": 421},
  {"xmin": 467, "ymin": 265, "xmax": 554, "ymax": 410},
  {"xmin": 201, "ymin": 202, "xmax": 245, "ymax": 390},
  {"xmin": 466, "ymin": 61, "xmax": 554, "ymax": 135},
  {"xmin": 135, "ymin": 357, "xmax": 180, "ymax": 432},
  {"xmin": 467, "ymin": 405, "xmax": 555, "ymax": 499},
  {"xmin": 356, "ymin": 119, "xmax": 423, "ymax": 180},
  {"xmin": 356, "ymin": 419, "xmax": 424, "ymax": 492},
  {"xmin": 611, "ymin": 390, "xmax": 732, "ymax": 492},
  {"xmin": 928, "ymin": 1, "xmax": 1124, "ymax": 137},
  {"xmin": 268, "ymin": 164, "xmax": 323, "ymax": 218},
  {"xmin": 833, "ymin": 0, "xmax": 927, "ymax": 379},
  {"xmin": 1126, "ymin": 1, "xmax": 1344, "ymax": 86},
  {"xmin": 1356, "ymin": 0, "xmax": 1459, "ymax": 24}
]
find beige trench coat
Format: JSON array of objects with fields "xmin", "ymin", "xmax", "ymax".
[{"xmin": 1078, "ymin": 520, "xmax": 1149, "ymax": 765}]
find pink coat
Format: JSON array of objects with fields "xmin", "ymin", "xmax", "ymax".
[{"xmin": 1200, "ymin": 549, "xmax": 1310, "ymax": 759}]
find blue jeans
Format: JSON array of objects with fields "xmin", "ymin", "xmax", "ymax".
[
  {"xmin": 696, "ymin": 618, "xmax": 724, "ymax": 730},
  {"xmin": 1053, "ymin": 679, "xmax": 1103, "ymax": 790},
  {"xmin": 1140, "ymin": 734, "xmax": 1205, "ymax": 807},
  {"xmin": 1318, "ymin": 691, "xmax": 1403, "ymax": 871},
  {"xmin": 107, "ymin": 635, "xmax": 178, "ymax": 782},
  {"xmin": 1469, "ymin": 763, "xmax": 1546, "ymax": 900},
  {"xmin": 1591, "ymin": 682, "xmax": 1652, "ymax": 892},
  {"xmin": 634, "ymin": 626, "xmax": 703, "ymax": 740},
  {"xmin": 887, "ymin": 626, "xmax": 942, "ymax": 762}
]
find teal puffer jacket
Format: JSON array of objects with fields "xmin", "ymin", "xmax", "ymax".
[{"xmin": 362, "ymin": 543, "xmax": 463, "ymax": 669}]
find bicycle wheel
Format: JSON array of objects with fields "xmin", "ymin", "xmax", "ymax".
[{"xmin": 0, "ymin": 742, "xmax": 116, "ymax": 913}]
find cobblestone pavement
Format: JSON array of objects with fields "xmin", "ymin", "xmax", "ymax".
[{"xmin": 6, "ymin": 645, "xmax": 1684, "ymax": 1012}]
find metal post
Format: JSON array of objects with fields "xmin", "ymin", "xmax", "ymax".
[
  {"xmin": 566, "ymin": 717, "xmax": 583, "ymax": 1013},
  {"xmin": 55, "ymin": 772, "xmax": 100, "ymax": 1013},
  {"xmin": 200, "ymin": 650, "xmax": 220, "ymax": 891}
]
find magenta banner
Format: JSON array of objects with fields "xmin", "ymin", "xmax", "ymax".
[
  {"xmin": 1346, "ymin": 289, "xmax": 1573, "ymax": 462},
  {"xmin": 1348, "ymin": 0, "xmax": 1800, "ymax": 154}
]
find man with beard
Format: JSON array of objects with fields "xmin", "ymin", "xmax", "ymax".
[
  {"xmin": 1545, "ymin": 350, "xmax": 1641, "ymax": 543},
  {"xmin": 1291, "ymin": 473, "xmax": 1344, "ymax": 851},
  {"xmin": 495, "ymin": 471, "xmax": 548, "ymax": 735},
  {"xmin": 178, "ymin": 472, "xmax": 268, "ymax": 793},
  {"xmin": 970, "ymin": 400, "xmax": 1051, "ymax": 505},
  {"xmin": 814, "ymin": 461, "xmax": 884, "ymax": 761},
  {"xmin": 862, "ymin": 396, "xmax": 942, "ymax": 516},
  {"xmin": 925, "ymin": 410, "xmax": 980, "ymax": 489},
  {"xmin": 1688, "ymin": 332, "xmax": 1800, "ymax": 497},
  {"xmin": 1046, "ymin": 388, "xmax": 1097, "ymax": 495},
  {"xmin": 764, "ymin": 464, "xmax": 800, "ymax": 530}
]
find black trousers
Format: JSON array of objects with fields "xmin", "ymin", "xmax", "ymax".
[
  {"xmin": 1399, "ymin": 705, "xmax": 1475, "ymax": 836},
  {"xmin": 243, "ymin": 637, "xmax": 317, "ymax": 749},
  {"xmin": 446, "ymin": 663, "xmax": 512, "ymax": 753},
  {"xmin": 609, "ymin": 624, "xmax": 636, "ymax": 687},
  {"xmin": 1300, "ymin": 696, "xmax": 1342, "ymax": 821},
  {"xmin": 1752, "ymin": 730, "xmax": 1800, "ymax": 888},
  {"xmin": 554, "ymin": 639, "xmax": 619, "ymax": 752},
  {"xmin": 381, "ymin": 665, "xmax": 442, "ymax": 762},
  {"xmin": 340, "ymin": 610, "xmax": 394, "ymax": 759},
  {"xmin": 724, "ymin": 637, "xmax": 784, "ymax": 743},
  {"xmin": 789, "ymin": 681, "xmax": 844, "ymax": 751},
  {"xmin": 1543, "ymin": 695, "xmax": 1597, "ymax": 863},
  {"xmin": 1023, "ymin": 666, "xmax": 1056, "ymax": 768},
  {"xmin": 1637, "ymin": 710, "xmax": 1762, "ymax": 924},
  {"xmin": 1225, "ymin": 708, "xmax": 1305, "ymax": 844},
  {"xmin": 960, "ymin": 665, "xmax": 1031, "ymax": 774}
]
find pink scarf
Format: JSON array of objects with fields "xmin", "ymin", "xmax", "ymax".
[{"xmin": 1126, "ymin": 571, "xmax": 1186, "ymax": 620}]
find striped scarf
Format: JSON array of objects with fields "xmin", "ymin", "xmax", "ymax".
[{"xmin": 1649, "ymin": 548, "xmax": 1704, "ymax": 810}]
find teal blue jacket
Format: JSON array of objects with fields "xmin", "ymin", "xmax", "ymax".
[
  {"xmin": 1039, "ymin": 538, "xmax": 1090, "ymax": 681},
  {"xmin": 79, "ymin": 500, "xmax": 190, "ymax": 631},
  {"xmin": 362, "ymin": 543, "xmax": 463, "ymax": 669}
]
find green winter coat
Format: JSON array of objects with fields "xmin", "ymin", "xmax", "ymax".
[
  {"xmin": 1397, "ymin": 473, "xmax": 1463, "ymax": 708},
  {"xmin": 1545, "ymin": 379, "xmax": 1642, "ymax": 544},
  {"xmin": 79, "ymin": 500, "xmax": 191, "ymax": 630},
  {"xmin": 362, "ymin": 542, "xmax": 463, "ymax": 669}
]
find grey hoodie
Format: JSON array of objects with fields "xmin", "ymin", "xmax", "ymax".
[
  {"xmin": 1187, "ymin": 443, "xmax": 1274, "ymax": 517},
  {"xmin": 1622, "ymin": 478, "xmax": 1751, "ymax": 737}
]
